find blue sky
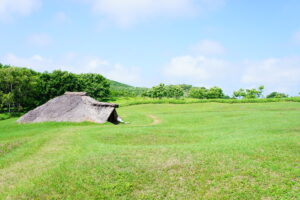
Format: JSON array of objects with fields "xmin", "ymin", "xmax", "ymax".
[{"xmin": 1, "ymin": 0, "xmax": 300, "ymax": 96}]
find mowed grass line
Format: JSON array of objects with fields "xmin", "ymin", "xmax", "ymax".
[
  {"xmin": 0, "ymin": 102, "xmax": 299, "ymax": 199},
  {"xmin": 0, "ymin": 121, "xmax": 88, "ymax": 197}
]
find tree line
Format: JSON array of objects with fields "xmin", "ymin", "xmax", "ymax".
[
  {"xmin": 0, "ymin": 64, "xmax": 110, "ymax": 113},
  {"xmin": 142, "ymin": 84, "xmax": 290, "ymax": 100},
  {"xmin": 142, "ymin": 84, "xmax": 226, "ymax": 99},
  {"xmin": 0, "ymin": 63, "xmax": 293, "ymax": 113}
]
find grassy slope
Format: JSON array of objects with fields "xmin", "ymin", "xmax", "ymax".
[
  {"xmin": 109, "ymin": 80, "xmax": 148, "ymax": 96},
  {"xmin": 109, "ymin": 80, "xmax": 133, "ymax": 90},
  {"xmin": 0, "ymin": 103, "xmax": 299, "ymax": 199}
]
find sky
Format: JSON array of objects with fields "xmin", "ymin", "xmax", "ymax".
[{"xmin": 0, "ymin": 0, "xmax": 300, "ymax": 96}]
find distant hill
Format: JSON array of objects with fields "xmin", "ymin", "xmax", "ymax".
[
  {"xmin": 109, "ymin": 80, "xmax": 135, "ymax": 90},
  {"xmin": 108, "ymin": 80, "xmax": 148, "ymax": 97}
]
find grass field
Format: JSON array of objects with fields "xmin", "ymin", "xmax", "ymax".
[
  {"xmin": 111, "ymin": 97, "xmax": 300, "ymax": 107},
  {"xmin": 0, "ymin": 103, "xmax": 299, "ymax": 199}
]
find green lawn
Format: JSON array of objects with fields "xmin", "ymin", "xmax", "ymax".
[{"xmin": 0, "ymin": 103, "xmax": 299, "ymax": 199}]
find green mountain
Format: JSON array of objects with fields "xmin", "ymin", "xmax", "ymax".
[
  {"xmin": 108, "ymin": 80, "xmax": 148, "ymax": 97},
  {"xmin": 109, "ymin": 80, "xmax": 135, "ymax": 90}
]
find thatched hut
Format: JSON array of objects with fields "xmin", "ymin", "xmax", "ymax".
[{"xmin": 18, "ymin": 92, "xmax": 122, "ymax": 124}]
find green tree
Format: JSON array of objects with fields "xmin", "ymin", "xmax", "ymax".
[
  {"xmin": 0, "ymin": 67, "xmax": 38, "ymax": 112},
  {"xmin": 233, "ymin": 89, "xmax": 246, "ymax": 99},
  {"xmin": 245, "ymin": 89, "xmax": 260, "ymax": 99},
  {"xmin": 266, "ymin": 92, "xmax": 288, "ymax": 98},
  {"xmin": 37, "ymin": 70, "xmax": 82, "ymax": 104},
  {"xmin": 2, "ymin": 93, "xmax": 14, "ymax": 113},
  {"xmin": 207, "ymin": 87, "xmax": 224, "ymax": 99},
  {"xmin": 178, "ymin": 84, "xmax": 192, "ymax": 92},
  {"xmin": 165, "ymin": 85, "xmax": 184, "ymax": 98},
  {"xmin": 245, "ymin": 86, "xmax": 264, "ymax": 99},
  {"xmin": 143, "ymin": 83, "xmax": 167, "ymax": 98},
  {"xmin": 79, "ymin": 73, "xmax": 110, "ymax": 100},
  {"xmin": 233, "ymin": 86, "xmax": 264, "ymax": 99},
  {"xmin": 258, "ymin": 85, "xmax": 265, "ymax": 98},
  {"xmin": 188, "ymin": 87, "xmax": 208, "ymax": 99},
  {"xmin": 0, "ymin": 63, "xmax": 10, "ymax": 69},
  {"xmin": 176, "ymin": 84, "xmax": 192, "ymax": 97}
]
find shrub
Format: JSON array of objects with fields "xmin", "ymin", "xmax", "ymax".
[{"xmin": 267, "ymin": 92, "xmax": 288, "ymax": 98}]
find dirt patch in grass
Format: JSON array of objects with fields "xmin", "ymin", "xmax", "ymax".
[{"xmin": 148, "ymin": 115, "xmax": 161, "ymax": 125}]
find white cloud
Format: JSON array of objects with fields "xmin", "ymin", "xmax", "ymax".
[
  {"xmin": 163, "ymin": 55, "xmax": 229, "ymax": 84},
  {"xmin": 242, "ymin": 57, "xmax": 300, "ymax": 94},
  {"xmin": 191, "ymin": 40, "xmax": 225, "ymax": 56},
  {"xmin": 0, "ymin": 0, "xmax": 41, "ymax": 22},
  {"xmin": 163, "ymin": 55, "xmax": 300, "ymax": 95},
  {"xmin": 0, "ymin": 53, "xmax": 53, "ymax": 71},
  {"xmin": 83, "ymin": 58, "xmax": 141, "ymax": 84},
  {"xmin": 163, "ymin": 40, "xmax": 227, "ymax": 85},
  {"xmin": 27, "ymin": 33, "xmax": 53, "ymax": 47},
  {"xmin": 83, "ymin": 0, "xmax": 225, "ymax": 27},
  {"xmin": 0, "ymin": 54, "xmax": 141, "ymax": 85}
]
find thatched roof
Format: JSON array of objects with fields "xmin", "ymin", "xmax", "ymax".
[{"xmin": 18, "ymin": 92, "xmax": 121, "ymax": 124}]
